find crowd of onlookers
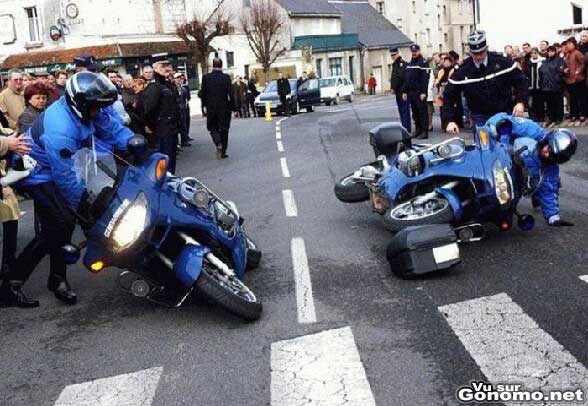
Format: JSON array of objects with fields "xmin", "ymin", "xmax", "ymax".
[{"xmin": 426, "ymin": 30, "xmax": 588, "ymax": 131}]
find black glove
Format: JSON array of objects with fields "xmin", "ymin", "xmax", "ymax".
[{"xmin": 549, "ymin": 220, "xmax": 574, "ymax": 227}]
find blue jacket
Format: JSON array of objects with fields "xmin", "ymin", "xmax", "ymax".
[
  {"xmin": 486, "ymin": 113, "xmax": 560, "ymax": 222},
  {"xmin": 18, "ymin": 97, "xmax": 134, "ymax": 209}
]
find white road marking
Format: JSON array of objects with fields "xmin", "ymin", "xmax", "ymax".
[
  {"xmin": 54, "ymin": 367, "xmax": 163, "ymax": 406},
  {"xmin": 271, "ymin": 327, "xmax": 376, "ymax": 406},
  {"xmin": 439, "ymin": 293, "xmax": 588, "ymax": 397},
  {"xmin": 280, "ymin": 157, "xmax": 291, "ymax": 178},
  {"xmin": 277, "ymin": 117, "xmax": 288, "ymax": 124},
  {"xmin": 290, "ymin": 237, "xmax": 317, "ymax": 324},
  {"xmin": 282, "ymin": 190, "xmax": 298, "ymax": 217},
  {"xmin": 579, "ymin": 275, "xmax": 588, "ymax": 284},
  {"xmin": 276, "ymin": 130, "xmax": 282, "ymax": 140},
  {"xmin": 277, "ymin": 141, "xmax": 284, "ymax": 152}
]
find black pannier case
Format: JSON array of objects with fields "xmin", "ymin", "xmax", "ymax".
[
  {"xmin": 369, "ymin": 122, "xmax": 412, "ymax": 157},
  {"xmin": 386, "ymin": 224, "xmax": 461, "ymax": 277}
]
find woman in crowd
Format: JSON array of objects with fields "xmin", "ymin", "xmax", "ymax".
[
  {"xmin": 17, "ymin": 82, "xmax": 48, "ymax": 133},
  {"xmin": 525, "ymin": 47, "xmax": 545, "ymax": 123},
  {"xmin": 435, "ymin": 55, "xmax": 455, "ymax": 132},
  {"xmin": 21, "ymin": 73, "xmax": 32, "ymax": 90},
  {"xmin": 0, "ymin": 126, "xmax": 31, "ymax": 280}
]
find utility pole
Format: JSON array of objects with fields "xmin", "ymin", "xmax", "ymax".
[{"xmin": 472, "ymin": 0, "xmax": 478, "ymax": 30}]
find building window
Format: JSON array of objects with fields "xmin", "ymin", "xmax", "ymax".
[
  {"xmin": 25, "ymin": 6, "xmax": 41, "ymax": 42},
  {"xmin": 329, "ymin": 57, "xmax": 342, "ymax": 76},
  {"xmin": 412, "ymin": 0, "xmax": 417, "ymax": 13},
  {"xmin": 573, "ymin": 3, "xmax": 583, "ymax": 25},
  {"xmin": 396, "ymin": 18, "xmax": 403, "ymax": 29},
  {"xmin": 376, "ymin": 1, "xmax": 385, "ymax": 14},
  {"xmin": 316, "ymin": 58, "xmax": 323, "ymax": 77},
  {"xmin": 426, "ymin": 28, "xmax": 431, "ymax": 45},
  {"xmin": 226, "ymin": 51, "xmax": 235, "ymax": 68}
]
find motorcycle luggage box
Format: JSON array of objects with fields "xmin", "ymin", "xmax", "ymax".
[
  {"xmin": 386, "ymin": 224, "xmax": 460, "ymax": 278},
  {"xmin": 369, "ymin": 122, "xmax": 412, "ymax": 157}
]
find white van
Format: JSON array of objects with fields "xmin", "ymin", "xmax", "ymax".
[{"xmin": 319, "ymin": 75, "xmax": 355, "ymax": 105}]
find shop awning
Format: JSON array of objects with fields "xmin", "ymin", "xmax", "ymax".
[
  {"xmin": 293, "ymin": 34, "xmax": 359, "ymax": 52},
  {"xmin": 1, "ymin": 41, "xmax": 191, "ymax": 73}
]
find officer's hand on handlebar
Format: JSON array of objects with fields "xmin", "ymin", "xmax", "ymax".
[
  {"xmin": 446, "ymin": 122, "xmax": 460, "ymax": 135},
  {"xmin": 512, "ymin": 102, "xmax": 525, "ymax": 117},
  {"xmin": 549, "ymin": 219, "xmax": 574, "ymax": 227}
]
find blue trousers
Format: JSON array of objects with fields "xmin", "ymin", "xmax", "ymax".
[
  {"xmin": 159, "ymin": 135, "xmax": 177, "ymax": 174},
  {"xmin": 395, "ymin": 93, "xmax": 411, "ymax": 133}
]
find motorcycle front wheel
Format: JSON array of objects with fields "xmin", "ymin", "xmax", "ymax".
[
  {"xmin": 384, "ymin": 197, "xmax": 454, "ymax": 233},
  {"xmin": 334, "ymin": 173, "xmax": 370, "ymax": 203},
  {"xmin": 195, "ymin": 263, "xmax": 262, "ymax": 321}
]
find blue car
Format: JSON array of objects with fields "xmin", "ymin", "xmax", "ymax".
[
  {"xmin": 334, "ymin": 123, "xmax": 533, "ymax": 238},
  {"xmin": 255, "ymin": 79, "xmax": 299, "ymax": 116},
  {"xmin": 72, "ymin": 138, "xmax": 262, "ymax": 320}
]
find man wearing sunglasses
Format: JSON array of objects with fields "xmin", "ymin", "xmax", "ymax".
[{"xmin": 0, "ymin": 69, "xmax": 25, "ymax": 130}]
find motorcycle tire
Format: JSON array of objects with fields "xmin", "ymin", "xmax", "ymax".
[
  {"xmin": 334, "ymin": 173, "xmax": 370, "ymax": 203},
  {"xmin": 246, "ymin": 237, "xmax": 262, "ymax": 270},
  {"xmin": 384, "ymin": 200, "xmax": 454, "ymax": 233},
  {"xmin": 195, "ymin": 264, "xmax": 262, "ymax": 321}
]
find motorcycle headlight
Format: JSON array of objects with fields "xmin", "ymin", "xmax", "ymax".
[
  {"xmin": 111, "ymin": 193, "xmax": 149, "ymax": 251},
  {"xmin": 493, "ymin": 161, "xmax": 513, "ymax": 206}
]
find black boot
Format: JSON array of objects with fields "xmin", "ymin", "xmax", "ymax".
[
  {"xmin": 411, "ymin": 129, "xmax": 423, "ymax": 138},
  {"xmin": 416, "ymin": 131, "xmax": 429, "ymax": 139},
  {"xmin": 48, "ymin": 275, "xmax": 77, "ymax": 305},
  {"xmin": 0, "ymin": 281, "xmax": 40, "ymax": 308}
]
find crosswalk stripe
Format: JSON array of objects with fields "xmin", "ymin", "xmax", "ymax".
[
  {"xmin": 439, "ymin": 293, "xmax": 588, "ymax": 396},
  {"xmin": 579, "ymin": 275, "xmax": 588, "ymax": 284},
  {"xmin": 54, "ymin": 367, "xmax": 163, "ymax": 406},
  {"xmin": 271, "ymin": 327, "xmax": 376, "ymax": 406}
]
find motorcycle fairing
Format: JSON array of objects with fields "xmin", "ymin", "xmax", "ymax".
[{"xmin": 174, "ymin": 245, "xmax": 211, "ymax": 287}]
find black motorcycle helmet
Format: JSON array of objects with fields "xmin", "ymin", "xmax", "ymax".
[
  {"xmin": 539, "ymin": 129, "xmax": 578, "ymax": 164},
  {"xmin": 65, "ymin": 72, "xmax": 118, "ymax": 122}
]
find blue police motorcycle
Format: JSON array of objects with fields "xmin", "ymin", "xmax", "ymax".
[
  {"xmin": 70, "ymin": 138, "xmax": 263, "ymax": 321},
  {"xmin": 335, "ymin": 123, "xmax": 533, "ymax": 239}
]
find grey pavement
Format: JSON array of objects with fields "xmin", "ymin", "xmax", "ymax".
[{"xmin": 1, "ymin": 95, "xmax": 587, "ymax": 406}]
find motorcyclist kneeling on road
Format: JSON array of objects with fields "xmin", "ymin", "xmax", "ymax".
[
  {"xmin": 0, "ymin": 72, "xmax": 134, "ymax": 308},
  {"xmin": 487, "ymin": 113, "xmax": 578, "ymax": 227}
]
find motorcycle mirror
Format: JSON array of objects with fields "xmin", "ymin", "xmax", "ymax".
[
  {"xmin": 62, "ymin": 244, "xmax": 81, "ymax": 265},
  {"xmin": 517, "ymin": 214, "xmax": 535, "ymax": 231},
  {"xmin": 127, "ymin": 135, "xmax": 149, "ymax": 163}
]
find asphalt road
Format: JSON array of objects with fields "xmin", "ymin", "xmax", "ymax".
[{"xmin": 1, "ymin": 95, "xmax": 587, "ymax": 406}]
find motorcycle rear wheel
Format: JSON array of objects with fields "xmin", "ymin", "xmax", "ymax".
[
  {"xmin": 334, "ymin": 173, "xmax": 370, "ymax": 203},
  {"xmin": 195, "ymin": 263, "xmax": 262, "ymax": 321},
  {"xmin": 384, "ymin": 197, "xmax": 454, "ymax": 232}
]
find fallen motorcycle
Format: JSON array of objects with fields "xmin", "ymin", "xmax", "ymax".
[
  {"xmin": 334, "ymin": 122, "xmax": 535, "ymax": 242},
  {"xmin": 68, "ymin": 137, "xmax": 263, "ymax": 321}
]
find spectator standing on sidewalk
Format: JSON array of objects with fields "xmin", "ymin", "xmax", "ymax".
[
  {"xmin": 232, "ymin": 77, "xmax": 244, "ymax": 118},
  {"xmin": 142, "ymin": 54, "xmax": 181, "ymax": 172},
  {"xmin": 435, "ymin": 55, "xmax": 455, "ymax": 132},
  {"xmin": 368, "ymin": 73, "xmax": 377, "ymax": 95},
  {"xmin": 17, "ymin": 82, "xmax": 48, "ymax": 133},
  {"xmin": 389, "ymin": 47, "xmax": 411, "ymax": 132},
  {"xmin": 0, "ymin": 69, "xmax": 25, "ymax": 130},
  {"xmin": 277, "ymin": 73, "xmax": 291, "ymax": 117},
  {"xmin": 54, "ymin": 70, "xmax": 68, "ymax": 98},
  {"xmin": 525, "ymin": 47, "xmax": 546, "ymax": 123},
  {"xmin": 247, "ymin": 77, "xmax": 259, "ymax": 118},
  {"xmin": 563, "ymin": 38, "xmax": 586, "ymax": 126},
  {"xmin": 401, "ymin": 44, "xmax": 430, "ymax": 139},
  {"xmin": 539, "ymin": 46, "xmax": 566, "ymax": 127}
]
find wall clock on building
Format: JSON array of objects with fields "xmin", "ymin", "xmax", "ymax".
[{"xmin": 65, "ymin": 3, "xmax": 79, "ymax": 19}]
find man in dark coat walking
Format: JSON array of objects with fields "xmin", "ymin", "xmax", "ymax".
[
  {"xmin": 277, "ymin": 73, "xmax": 291, "ymax": 116},
  {"xmin": 200, "ymin": 58, "xmax": 235, "ymax": 159},
  {"xmin": 401, "ymin": 44, "xmax": 430, "ymax": 139},
  {"xmin": 142, "ymin": 53, "xmax": 181, "ymax": 173}
]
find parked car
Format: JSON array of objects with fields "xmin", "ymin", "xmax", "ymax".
[
  {"xmin": 255, "ymin": 79, "xmax": 299, "ymax": 116},
  {"xmin": 319, "ymin": 76, "xmax": 355, "ymax": 105},
  {"xmin": 297, "ymin": 78, "xmax": 321, "ymax": 112}
]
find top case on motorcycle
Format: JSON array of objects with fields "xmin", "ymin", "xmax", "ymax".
[
  {"xmin": 369, "ymin": 122, "xmax": 412, "ymax": 157},
  {"xmin": 386, "ymin": 224, "xmax": 461, "ymax": 278}
]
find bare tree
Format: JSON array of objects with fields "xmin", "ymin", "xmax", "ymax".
[
  {"xmin": 241, "ymin": 0, "xmax": 288, "ymax": 83},
  {"xmin": 177, "ymin": 3, "xmax": 231, "ymax": 83}
]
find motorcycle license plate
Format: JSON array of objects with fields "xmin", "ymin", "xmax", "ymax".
[{"xmin": 432, "ymin": 243, "xmax": 460, "ymax": 265}]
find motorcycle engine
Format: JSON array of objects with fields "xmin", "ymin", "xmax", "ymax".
[{"xmin": 397, "ymin": 150, "xmax": 423, "ymax": 177}]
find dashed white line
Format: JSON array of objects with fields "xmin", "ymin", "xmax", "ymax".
[
  {"xmin": 290, "ymin": 237, "xmax": 317, "ymax": 324},
  {"xmin": 275, "ymin": 129, "xmax": 282, "ymax": 140},
  {"xmin": 54, "ymin": 367, "xmax": 163, "ymax": 406},
  {"xmin": 439, "ymin": 293, "xmax": 588, "ymax": 398},
  {"xmin": 280, "ymin": 157, "xmax": 291, "ymax": 178},
  {"xmin": 282, "ymin": 190, "xmax": 298, "ymax": 217},
  {"xmin": 277, "ymin": 141, "xmax": 284, "ymax": 152},
  {"xmin": 271, "ymin": 327, "xmax": 376, "ymax": 405}
]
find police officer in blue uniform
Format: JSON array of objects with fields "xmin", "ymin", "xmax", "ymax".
[
  {"xmin": 401, "ymin": 44, "xmax": 430, "ymax": 139},
  {"xmin": 487, "ymin": 113, "xmax": 578, "ymax": 226},
  {"xmin": 389, "ymin": 47, "xmax": 411, "ymax": 133},
  {"xmin": 443, "ymin": 31, "xmax": 529, "ymax": 135},
  {"xmin": 0, "ymin": 72, "xmax": 134, "ymax": 308}
]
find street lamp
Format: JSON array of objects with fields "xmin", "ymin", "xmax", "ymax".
[{"xmin": 472, "ymin": 0, "xmax": 479, "ymax": 30}]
